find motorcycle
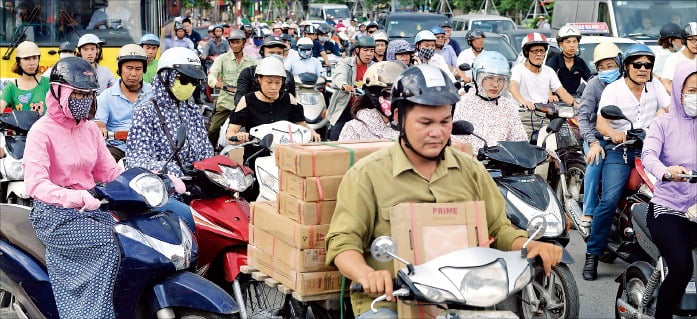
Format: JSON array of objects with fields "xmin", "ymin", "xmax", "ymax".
[
  {"xmin": 454, "ymin": 120, "xmax": 580, "ymax": 319},
  {"xmin": 350, "ymin": 216, "xmax": 549, "ymax": 319},
  {"xmin": 0, "ymin": 110, "xmax": 39, "ymax": 206},
  {"xmin": 533, "ymin": 103, "xmax": 588, "ymax": 238},
  {"xmin": 295, "ymin": 73, "xmax": 329, "ymax": 132},
  {"xmin": 615, "ymin": 173, "xmax": 697, "ymax": 319},
  {"xmin": 0, "ymin": 130, "xmax": 238, "ymax": 318}
]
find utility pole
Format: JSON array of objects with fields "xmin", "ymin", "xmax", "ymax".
[{"xmin": 479, "ymin": 0, "xmax": 499, "ymax": 15}]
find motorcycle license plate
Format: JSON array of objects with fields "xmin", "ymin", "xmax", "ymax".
[{"xmin": 435, "ymin": 310, "xmax": 518, "ymax": 319}]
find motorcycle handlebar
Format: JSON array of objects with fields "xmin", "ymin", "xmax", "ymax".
[{"xmin": 349, "ymin": 279, "xmax": 400, "ymax": 293}]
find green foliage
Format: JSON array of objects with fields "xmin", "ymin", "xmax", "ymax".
[{"xmin": 182, "ymin": 0, "xmax": 212, "ymax": 10}]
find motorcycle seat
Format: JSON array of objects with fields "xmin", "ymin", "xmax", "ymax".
[{"xmin": 0, "ymin": 204, "xmax": 46, "ymax": 266}]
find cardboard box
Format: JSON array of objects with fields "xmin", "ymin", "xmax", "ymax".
[
  {"xmin": 275, "ymin": 140, "xmax": 393, "ymax": 177},
  {"xmin": 250, "ymin": 225, "xmax": 335, "ymax": 272},
  {"xmin": 250, "ymin": 201, "xmax": 330, "ymax": 249},
  {"xmin": 279, "ymin": 171, "xmax": 344, "ymax": 202},
  {"xmin": 277, "ymin": 191, "xmax": 336, "ymax": 225},
  {"xmin": 389, "ymin": 201, "xmax": 489, "ymax": 318},
  {"xmin": 248, "ymin": 245, "xmax": 344, "ymax": 296}
]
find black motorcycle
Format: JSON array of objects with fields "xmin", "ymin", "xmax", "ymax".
[{"xmin": 453, "ymin": 120, "xmax": 580, "ymax": 319}]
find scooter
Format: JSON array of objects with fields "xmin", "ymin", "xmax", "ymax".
[
  {"xmin": 0, "ymin": 110, "xmax": 39, "ymax": 206},
  {"xmin": 350, "ymin": 216, "xmax": 549, "ymax": 319},
  {"xmin": 0, "ymin": 161, "xmax": 238, "ymax": 318},
  {"xmin": 295, "ymin": 73, "xmax": 329, "ymax": 132},
  {"xmin": 615, "ymin": 173, "xmax": 697, "ymax": 319},
  {"xmin": 454, "ymin": 120, "xmax": 580, "ymax": 319}
]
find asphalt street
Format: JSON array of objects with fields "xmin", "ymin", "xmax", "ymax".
[{"xmin": 565, "ymin": 229, "xmax": 628, "ymax": 319}]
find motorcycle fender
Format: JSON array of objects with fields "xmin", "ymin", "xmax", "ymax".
[
  {"xmin": 6, "ymin": 181, "xmax": 28, "ymax": 199},
  {"xmin": 222, "ymin": 248, "xmax": 248, "ymax": 282},
  {"xmin": 148, "ymin": 271, "xmax": 239, "ymax": 315},
  {"xmin": 614, "ymin": 261, "xmax": 654, "ymax": 284},
  {"xmin": 0, "ymin": 239, "xmax": 59, "ymax": 318}
]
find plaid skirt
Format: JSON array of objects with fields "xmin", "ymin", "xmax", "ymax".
[{"xmin": 29, "ymin": 200, "xmax": 119, "ymax": 319}]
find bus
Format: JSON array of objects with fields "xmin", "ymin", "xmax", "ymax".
[{"xmin": 1, "ymin": 0, "xmax": 175, "ymax": 86}]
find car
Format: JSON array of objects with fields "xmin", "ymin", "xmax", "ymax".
[
  {"xmin": 450, "ymin": 14, "xmax": 517, "ymax": 33},
  {"xmin": 500, "ymin": 29, "xmax": 551, "ymax": 54},
  {"xmin": 451, "ymin": 31, "xmax": 518, "ymax": 67},
  {"xmin": 378, "ymin": 12, "xmax": 450, "ymax": 44}
]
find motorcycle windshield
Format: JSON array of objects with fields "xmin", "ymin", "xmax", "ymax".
[
  {"xmin": 0, "ymin": 110, "xmax": 40, "ymax": 133},
  {"xmin": 5, "ymin": 136, "xmax": 26, "ymax": 159},
  {"xmin": 483, "ymin": 141, "xmax": 548, "ymax": 170}
]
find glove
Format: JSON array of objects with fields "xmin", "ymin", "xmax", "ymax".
[
  {"xmin": 77, "ymin": 190, "xmax": 101, "ymax": 211},
  {"xmin": 167, "ymin": 174, "xmax": 186, "ymax": 194}
]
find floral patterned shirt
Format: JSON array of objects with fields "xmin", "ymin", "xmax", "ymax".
[
  {"xmin": 338, "ymin": 108, "xmax": 398, "ymax": 142},
  {"xmin": 452, "ymin": 91, "xmax": 528, "ymax": 154}
]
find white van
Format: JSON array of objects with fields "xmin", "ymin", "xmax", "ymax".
[
  {"xmin": 306, "ymin": 4, "xmax": 351, "ymax": 23},
  {"xmin": 551, "ymin": 0, "xmax": 696, "ymax": 44}
]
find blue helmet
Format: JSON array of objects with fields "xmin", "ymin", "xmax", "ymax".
[
  {"xmin": 622, "ymin": 44, "xmax": 655, "ymax": 64},
  {"xmin": 139, "ymin": 33, "xmax": 160, "ymax": 47},
  {"xmin": 430, "ymin": 26, "xmax": 445, "ymax": 36},
  {"xmin": 414, "ymin": 30, "xmax": 436, "ymax": 44},
  {"xmin": 472, "ymin": 51, "xmax": 510, "ymax": 83}
]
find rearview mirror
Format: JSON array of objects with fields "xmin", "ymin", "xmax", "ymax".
[
  {"xmin": 600, "ymin": 105, "xmax": 626, "ymax": 121},
  {"xmin": 527, "ymin": 215, "xmax": 547, "ymax": 240},
  {"xmin": 458, "ymin": 63, "xmax": 471, "ymax": 71},
  {"xmin": 546, "ymin": 118, "xmax": 565, "ymax": 134},
  {"xmin": 260, "ymin": 134, "xmax": 274, "ymax": 149},
  {"xmin": 451, "ymin": 120, "xmax": 474, "ymax": 135},
  {"xmin": 370, "ymin": 236, "xmax": 397, "ymax": 263}
]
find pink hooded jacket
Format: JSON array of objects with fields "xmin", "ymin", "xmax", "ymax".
[{"xmin": 23, "ymin": 84, "xmax": 123, "ymax": 208}]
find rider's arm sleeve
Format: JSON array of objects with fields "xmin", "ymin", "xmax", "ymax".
[{"xmin": 641, "ymin": 120, "xmax": 668, "ymax": 180}]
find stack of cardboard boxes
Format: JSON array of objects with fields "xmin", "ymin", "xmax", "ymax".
[{"xmin": 248, "ymin": 141, "xmax": 393, "ymax": 297}]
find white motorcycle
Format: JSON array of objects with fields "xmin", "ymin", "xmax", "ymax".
[
  {"xmin": 221, "ymin": 120, "xmax": 312, "ymax": 202},
  {"xmin": 352, "ymin": 215, "xmax": 549, "ymax": 319},
  {"xmin": 294, "ymin": 73, "xmax": 329, "ymax": 131},
  {"xmin": 0, "ymin": 110, "xmax": 38, "ymax": 206}
]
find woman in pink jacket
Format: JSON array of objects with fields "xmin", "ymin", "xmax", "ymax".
[{"xmin": 23, "ymin": 57, "xmax": 122, "ymax": 318}]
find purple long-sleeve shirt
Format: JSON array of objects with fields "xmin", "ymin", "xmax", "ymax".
[{"xmin": 641, "ymin": 60, "xmax": 697, "ymax": 212}]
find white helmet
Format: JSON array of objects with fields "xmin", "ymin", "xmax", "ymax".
[
  {"xmin": 16, "ymin": 41, "xmax": 40, "ymax": 58},
  {"xmin": 255, "ymin": 56, "xmax": 286, "ymax": 78},
  {"xmin": 557, "ymin": 25, "xmax": 582, "ymax": 43},
  {"xmin": 77, "ymin": 33, "xmax": 103, "ymax": 49},
  {"xmin": 157, "ymin": 47, "xmax": 206, "ymax": 80},
  {"xmin": 297, "ymin": 37, "xmax": 314, "ymax": 48},
  {"xmin": 372, "ymin": 30, "xmax": 389, "ymax": 43},
  {"xmin": 414, "ymin": 30, "xmax": 436, "ymax": 44}
]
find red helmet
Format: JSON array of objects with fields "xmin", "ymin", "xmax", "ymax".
[{"xmin": 521, "ymin": 32, "xmax": 549, "ymax": 58}]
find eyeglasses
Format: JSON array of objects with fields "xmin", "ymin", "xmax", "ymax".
[
  {"xmin": 367, "ymin": 30, "xmax": 375, "ymax": 34},
  {"xmin": 686, "ymin": 37, "xmax": 697, "ymax": 44},
  {"xmin": 380, "ymin": 89, "xmax": 392, "ymax": 99},
  {"xmin": 529, "ymin": 49, "xmax": 546, "ymax": 55},
  {"xmin": 630, "ymin": 62, "xmax": 654, "ymax": 70}
]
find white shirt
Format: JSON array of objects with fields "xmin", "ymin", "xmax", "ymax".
[
  {"xmin": 598, "ymin": 77, "xmax": 670, "ymax": 131},
  {"xmin": 653, "ymin": 47, "xmax": 674, "ymax": 77},
  {"xmin": 285, "ymin": 55, "xmax": 323, "ymax": 77},
  {"xmin": 661, "ymin": 48, "xmax": 696, "ymax": 81},
  {"xmin": 456, "ymin": 48, "xmax": 483, "ymax": 78},
  {"xmin": 417, "ymin": 54, "xmax": 455, "ymax": 81},
  {"xmin": 510, "ymin": 63, "xmax": 562, "ymax": 103}
]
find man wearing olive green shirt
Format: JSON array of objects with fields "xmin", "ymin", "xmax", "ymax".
[{"xmin": 325, "ymin": 65, "xmax": 562, "ymax": 318}]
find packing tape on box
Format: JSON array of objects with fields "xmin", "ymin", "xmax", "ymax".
[{"xmin": 289, "ymin": 142, "xmax": 357, "ymax": 176}]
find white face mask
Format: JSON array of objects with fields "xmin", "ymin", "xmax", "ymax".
[{"xmin": 684, "ymin": 93, "xmax": 697, "ymax": 117}]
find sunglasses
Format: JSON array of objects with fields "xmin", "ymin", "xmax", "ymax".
[
  {"xmin": 380, "ymin": 89, "xmax": 391, "ymax": 99},
  {"xmin": 177, "ymin": 75, "xmax": 199, "ymax": 86},
  {"xmin": 630, "ymin": 62, "xmax": 653, "ymax": 70}
]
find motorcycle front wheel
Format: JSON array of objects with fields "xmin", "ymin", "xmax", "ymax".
[
  {"xmin": 0, "ymin": 269, "xmax": 42, "ymax": 319},
  {"xmin": 235, "ymin": 273, "xmax": 288, "ymax": 318},
  {"xmin": 519, "ymin": 264, "xmax": 580, "ymax": 319}
]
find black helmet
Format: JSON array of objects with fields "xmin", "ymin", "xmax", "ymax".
[
  {"xmin": 304, "ymin": 24, "xmax": 318, "ymax": 35},
  {"xmin": 261, "ymin": 35, "xmax": 286, "ymax": 48},
  {"xmin": 683, "ymin": 22, "xmax": 697, "ymax": 40},
  {"xmin": 366, "ymin": 21, "xmax": 379, "ymax": 29},
  {"xmin": 252, "ymin": 28, "xmax": 265, "ymax": 39},
  {"xmin": 465, "ymin": 30, "xmax": 485, "ymax": 45},
  {"xmin": 317, "ymin": 24, "xmax": 332, "ymax": 35},
  {"xmin": 50, "ymin": 57, "xmax": 99, "ymax": 90},
  {"xmin": 58, "ymin": 41, "xmax": 76, "ymax": 53},
  {"xmin": 660, "ymin": 23, "xmax": 682, "ymax": 39},
  {"xmin": 391, "ymin": 65, "xmax": 460, "ymax": 114},
  {"xmin": 355, "ymin": 36, "xmax": 376, "ymax": 49}
]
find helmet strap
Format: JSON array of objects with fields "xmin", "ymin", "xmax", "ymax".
[{"xmin": 474, "ymin": 82, "xmax": 500, "ymax": 105}]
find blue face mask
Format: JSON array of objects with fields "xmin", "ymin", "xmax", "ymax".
[
  {"xmin": 598, "ymin": 68, "xmax": 620, "ymax": 84},
  {"xmin": 253, "ymin": 38, "xmax": 263, "ymax": 46}
]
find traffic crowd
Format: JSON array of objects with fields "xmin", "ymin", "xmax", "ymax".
[{"xmin": 0, "ymin": 11, "xmax": 696, "ymax": 319}]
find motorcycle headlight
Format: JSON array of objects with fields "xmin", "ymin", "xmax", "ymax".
[
  {"xmin": 505, "ymin": 190, "xmax": 564, "ymax": 237},
  {"xmin": 513, "ymin": 264, "xmax": 533, "ymax": 292},
  {"xmin": 114, "ymin": 219, "xmax": 194, "ymax": 271},
  {"xmin": 2, "ymin": 159, "xmax": 24, "ymax": 180},
  {"xmin": 440, "ymin": 259, "xmax": 509, "ymax": 307},
  {"xmin": 256, "ymin": 165, "xmax": 278, "ymax": 192},
  {"xmin": 129, "ymin": 173, "xmax": 167, "ymax": 208},
  {"xmin": 298, "ymin": 93, "xmax": 320, "ymax": 106},
  {"xmin": 414, "ymin": 283, "xmax": 458, "ymax": 303},
  {"xmin": 219, "ymin": 165, "xmax": 255, "ymax": 192},
  {"xmin": 558, "ymin": 106, "xmax": 575, "ymax": 119}
]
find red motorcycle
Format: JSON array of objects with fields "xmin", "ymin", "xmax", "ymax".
[{"xmin": 183, "ymin": 145, "xmax": 286, "ymax": 319}]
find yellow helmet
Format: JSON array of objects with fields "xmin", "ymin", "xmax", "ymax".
[
  {"xmin": 16, "ymin": 41, "xmax": 40, "ymax": 58},
  {"xmin": 593, "ymin": 41, "xmax": 621, "ymax": 65},
  {"xmin": 363, "ymin": 61, "xmax": 407, "ymax": 88}
]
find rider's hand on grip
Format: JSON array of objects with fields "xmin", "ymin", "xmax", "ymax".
[
  {"xmin": 357, "ymin": 270, "xmax": 394, "ymax": 301},
  {"xmin": 167, "ymin": 174, "xmax": 186, "ymax": 194},
  {"xmin": 78, "ymin": 190, "xmax": 102, "ymax": 211},
  {"xmin": 525, "ymin": 241, "xmax": 562, "ymax": 277}
]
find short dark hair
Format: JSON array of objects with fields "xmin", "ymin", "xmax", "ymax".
[{"xmin": 182, "ymin": 18, "xmax": 192, "ymax": 25}]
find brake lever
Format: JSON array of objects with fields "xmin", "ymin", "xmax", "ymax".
[{"xmin": 370, "ymin": 288, "xmax": 410, "ymax": 313}]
